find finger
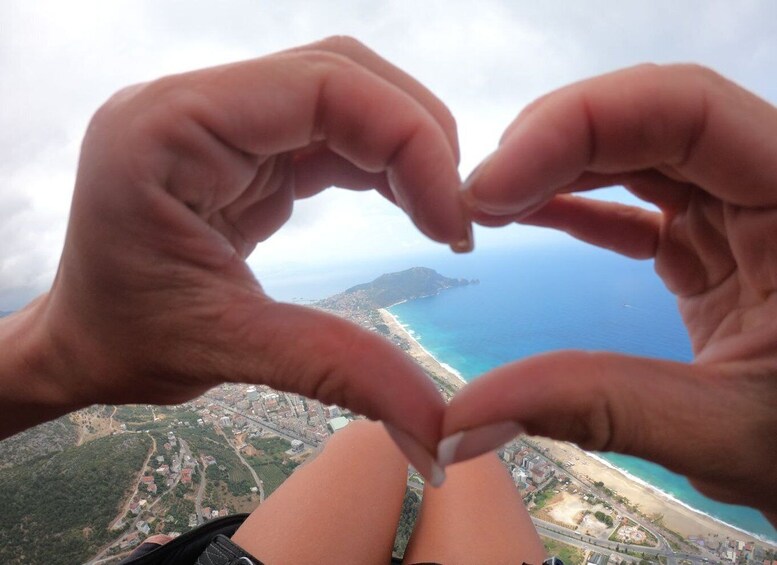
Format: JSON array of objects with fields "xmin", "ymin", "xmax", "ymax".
[
  {"xmin": 558, "ymin": 170, "xmax": 693, "ymax": 213},
  {"xmin": 521, "ymin": 195, "xmax": 661, "ymax": 259},
  {"xmin": 290, "ymin": 144, "xmax": 392, "ymax": 199},
  {"xmin": 129, "ymin": 50, "xmax": 467, "ymax": 247},
  {"xmin": 208, "ymin": 298, "xmax": 446, "ymax": 484},
  {"xmin": 285, "ymin": 36, "xmax": 460, "ymax": 163},
  {"xmin": 440, "ymin": 352, "xmax": 777, "ymax": 512},
  {"xmin": 465, "ymin": 64, "xmax": 777, "ymax": 216}
]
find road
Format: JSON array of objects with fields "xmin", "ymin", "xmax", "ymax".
[
  {"xmin": 535, "ymin": 518, "xmax": 711, "ymax": 564},
  {"xmin": 108, "ymin": 432, "xmax": 156, "ymax": 530},
  {"xmin": 205, "ymin": 398, "xmax": 317, "ymax": 449},
  {"xmin": 194, "ymin": 458, "xmax": 207, "ymax": 525},
  {"xmin": 87, "ymin": 436, "xmax": 186, "ymax": 564},
  {"xmin": 524, "ymin": 442, "xmax": 676, "ymax": 554},
  {"xmin": 215, "ymin": 424, "xmax": 266, "ymax": 502}
]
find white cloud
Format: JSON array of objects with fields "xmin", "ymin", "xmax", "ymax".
[{"xmin": 1, "ymin": 0, "xmax": 776, "ymax": 307}]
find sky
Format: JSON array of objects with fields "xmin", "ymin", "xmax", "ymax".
[{"xmin": 1, "ymin": 0, "xmax": 777, "ymax": 308}]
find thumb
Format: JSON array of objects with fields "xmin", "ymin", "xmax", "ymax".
[
  {"xmin": 440, "ymin": 351, "xmax": 777, "ymax": 512},
  {"xmin": 215, "ymin": 300, "xmax": 445, "ymax": 484}
]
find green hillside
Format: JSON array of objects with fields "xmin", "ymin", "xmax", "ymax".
[
  {"xmin": 318, "ymin": 267, "xmax": 472, "ymax": 310},
  {"xmin": 0, "ymin": 433, "xmax": 151, "ymax": 564}
]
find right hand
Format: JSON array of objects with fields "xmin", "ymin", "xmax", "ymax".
[{"xmin": 441, "ymin": 64, "xmax": 777, "ymax": 521}]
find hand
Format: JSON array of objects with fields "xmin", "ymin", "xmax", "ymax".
[
  {"xmin": 0, "ymin": 37, "xmax": 470, "ymax": 481},
  {"xmin": 441, "ymin": 64, "xmax": 777, "ymax": 520}
]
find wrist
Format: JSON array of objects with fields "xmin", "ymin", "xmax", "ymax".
[{"xmin": 0, "ymin": 295, "xmax": 85, "ymax": 439}]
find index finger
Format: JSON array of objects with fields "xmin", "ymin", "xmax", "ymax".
[
  {"xmin": 98, "ymin": 48, "xmax": 468, "ymax": 247},
  {"xmin": 465, "ymin": 64, "xmax": 777, "ymax": 215},
  {"xmin": 285, "ymin": 36, "xmax": 461, "ymax": 164}
]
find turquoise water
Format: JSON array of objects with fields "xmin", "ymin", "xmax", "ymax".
[{"xmin": 388, "ymin": 243, "xmax": 777, "ymax": 543}]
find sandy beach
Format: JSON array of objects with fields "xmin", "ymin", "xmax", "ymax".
[
  {"xmin": 532, "ymin": 437, "xmax": 772, "ymax": 547},
  {"xmin": 378, "ymin": 308, "xmax": 466, "ymax": 396},
  {"xmin": 380, "ymin": 306, "xmax": 775, "ymax": 549}
]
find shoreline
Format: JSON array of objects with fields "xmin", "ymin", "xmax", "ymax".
[
  {"xmin": 585, "ymin": 451, "xmax": 776, "ymax": 546},
  {"xmin": 378, "ymin": 308, "xmax": 467, "ymax": 390},
  {"xmin": 380, "ymin": 306, "xmax": 776, "ymax": 549},
  {"xmin": 533, "ymin": 438, "xmax": 775, "ymax": 547}
]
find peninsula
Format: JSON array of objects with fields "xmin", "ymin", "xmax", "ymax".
[{"xmin": 316, "ymin": 266, "xmax": 473, "ymax": 310}]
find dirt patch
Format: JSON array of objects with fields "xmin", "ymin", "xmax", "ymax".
[
  {"xmin": 543, "ymin": 491, "xmax": 587, "ymax": 528},
  {"xmin": 240, "ymin": 445, "xmax": 258, "ymax": 457}
]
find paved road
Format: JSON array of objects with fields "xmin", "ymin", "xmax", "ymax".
[
  {"xmin": 206, "ymin": 398, "xmax": 318, "ymax": 449},
  {"xmin": 524, "ymin": 442, "xmax": 674, "ymax": 553}
]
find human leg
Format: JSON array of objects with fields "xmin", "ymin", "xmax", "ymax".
[
  {"xmin": 231, "ymin": 420, "xmax": 408, "ymax": 565},
  {"xmin": 402, "ymin": 452, "xmax": 546, "ymax": 565}
]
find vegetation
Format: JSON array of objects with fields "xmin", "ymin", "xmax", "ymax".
[
  {"xmin": 114, "ymin": 404, "xmax": 156, "ymax": 423},
  {"xmin": 254, "ymin": 463, "xmax": 291, "ymax": 495},
  {"xmin": 246, "ymin": 436, "xmax": 298, "ymax": 495},
  {"xmin": 594, "ymin": 510, "xmax": 614, "ymax": 527},
  {"xmin": 164, "ymin": 495, "xmax": 196, "ymax": 530},
  {"xmin": 0, "ymin": 415, "xmax": 78, "ymax": 468},
  {"xmin": 317, "ymin": 266, "xmax": 472, "ymax": 309},
  {"xmin": 531, "ymin": 479, "xmax": 558, "ymax": 509},
  {"xmin": 593, "ymin": 480, "xmax": 615, "ymax": 498},
  {"xmin": 0, "ymin": 433, "xmax": 151, "ymax": 565},
  {"xmin": 177, "ymin": 427, "xmax": 253, "ymax": 496},
  {"xmin": 541, "ymin": 537, "xmax": 585, "ymax": 565},
  {"xmin": 393, "ymin": 489, "xmax": 421, "ymax": 558}
]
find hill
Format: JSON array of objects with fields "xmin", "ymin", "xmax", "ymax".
[
  {"xmin": 0, "ymin": 433, "xmax": 152, "ymax": 565},
  {"xmin": 0, "ymin": 415, "xmax": 78, "ymax": 469},
  {"xmin": 317, "ymin": 267, "xmax": 473, "ymax": 310}
]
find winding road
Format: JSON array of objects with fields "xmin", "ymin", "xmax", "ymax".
[{"xmin": 215, "ymin": 424, "xmax": 266, "ymax": 502}]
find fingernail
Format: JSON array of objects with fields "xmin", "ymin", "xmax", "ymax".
[
  {"xmin": 437, "ymin": 421, "xmax": 524, "ymax": 468},
  {"xmin": 461, "ymin": 151, "xmax": 496, "ymax": 200},
  {"xmin": 384, "ymin": 423, "xmax": 446, "ymax": 488},
  {"xmin": 449, "ymin": 221, "xmax": 473, "ymax": 254}
]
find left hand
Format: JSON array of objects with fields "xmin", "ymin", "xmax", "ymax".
[{"xmin": 1, "ymin": 38, "xmax": 468, "ymax": 481}]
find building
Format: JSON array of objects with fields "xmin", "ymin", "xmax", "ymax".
[
  {"xmin": 290, "ymin": 439, "xmax": 304, "ymax": 453},
  {"xmin": 327, "ymin": 416, "xmax": 350, "ymax": 433},
  {"xmin": 586, "ymin": 552, "xmax": 608, "ymax": 565},
  {"xmin": 120, "ymin": 532, "xmax": 140, "ymax": 549}
]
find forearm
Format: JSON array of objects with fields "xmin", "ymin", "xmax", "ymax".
[{"xmin": 0, "ymin": 295, "xmax": 82, "ymax": 439}]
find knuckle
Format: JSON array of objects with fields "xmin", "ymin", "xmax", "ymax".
[{"xmin": 315, "ymin": 34, "xmax": 368, "ymax": 54}]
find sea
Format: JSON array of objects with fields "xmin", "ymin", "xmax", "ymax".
[{"xmin": 262, "ymin": 240, "xmax": 777, "ymax": 544}]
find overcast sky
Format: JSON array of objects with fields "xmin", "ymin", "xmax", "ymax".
[{"xmin": 1, "ymin": 0, "xmax": 776, "ymax": 308}]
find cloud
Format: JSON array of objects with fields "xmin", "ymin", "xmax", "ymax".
[{"xmin": 1, "ymin": 0, "xmax": 776, "ymax": 308}]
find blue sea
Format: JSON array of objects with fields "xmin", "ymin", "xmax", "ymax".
[
  {"xmin": 384, "ymin": 243, "xmax": 777, "ymax": 544},
  {"xmin": 263, "ymin": 240, "xmax": 776, "ymax": 543}
]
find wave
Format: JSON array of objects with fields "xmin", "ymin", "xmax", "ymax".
[
  {"xmin": 384, "ymin": 309, "xmax": 467, "ymax": 385},
  {"xmin": 586, "ymin": 452, "xmax": 775, "ymax": 544}
]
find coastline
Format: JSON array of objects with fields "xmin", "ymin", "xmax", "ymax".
[
  {"xmin": 378, "ymin": 308, "xmax": 467, "ymax": 391},
  {"xmin": 533, "ymin": 436, "xmax": 774, "ymax": 547},
  {"xmin": 380, "ymin": 306, "xmax": 776, "ymax": 549},
  {"xmin": 585, "ymin": 451, "xmax": 776, "ymax": 545}
]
